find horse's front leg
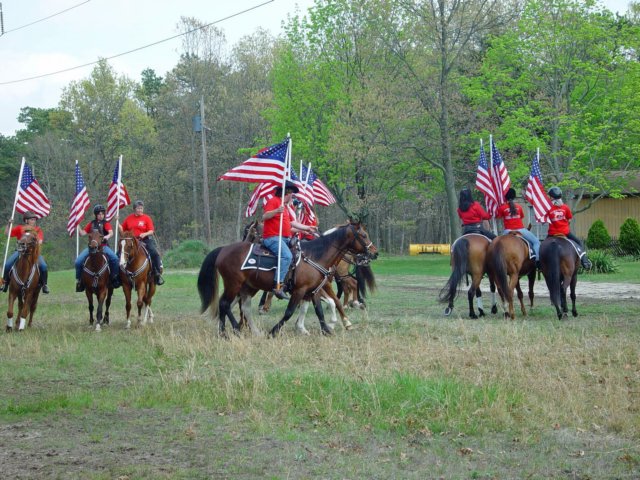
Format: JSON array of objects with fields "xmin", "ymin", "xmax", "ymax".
[
  {"xmin": 294, "ymin": 301, "xmax": 311, "ymax": 336},
  {"xmin": 85, "ymin": 289, "xmax": 95, "ymax": 325},
  {"xmin": 18, "ymin": 293, "xmax": 31, "ymax": 331},
  {"xmin": 269, "ymin": 291, "xmax": 304, "ymax": 337},
  {"xmin": 569, "ymin": 272, "xmax": 578, "ymax": 318},
  {"xmin": 95, "ymin": 289, "xmax": 108, "ymax": 332},
  {"xmin": 6, "ymin": 293, "xmax": 16, "ymax": 332},
  {"xmin": 104, "ymin": 288, "xmax": 113, "ymax": 325},
  {"xmin": 312, "ymin": 296, "xmax": 333, "ymax": 336},
  {"xmin": 136, "ymin": 284, "xmax": 146, "ymax": 325},
  {"xmin": 123, "ymin": 285, "xmax": 133, "ymax": 329}
]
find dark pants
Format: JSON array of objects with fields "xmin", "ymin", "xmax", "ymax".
[
  {"xmin": 462, "ymin": 225, "xmax": 496, "ymax": 240},
  {"xmin": 142, "ymin": 237, "xmax": 163, "ymax": 273}
]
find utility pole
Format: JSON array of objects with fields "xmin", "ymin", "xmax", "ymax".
[{"xmin": 200, "ymin": 96, "xmax": 212, "ymax": 246}]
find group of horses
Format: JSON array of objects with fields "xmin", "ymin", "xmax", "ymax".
[
  {"xmin": 4, "ymin": 228, "xmax": 158, "ymax": 332},
  {"xmin": 439, "ymin": 231, "xmax": 582, "ymax": 320}
]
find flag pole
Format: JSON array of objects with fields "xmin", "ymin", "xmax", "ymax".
[
  {"xmin": 488, "ymin": 136, "xmax": 498, "ymax": 234},
  {"xmin": 2, "ymin": 158, "xmax": 26, "ymax": 282},
  {"xmin": 114, "ymin": 155, "xmax": 122, "ymax": 247},
  {"xmin": 275, "ymin": 136, "xmax": 290, "ymax": 287}
]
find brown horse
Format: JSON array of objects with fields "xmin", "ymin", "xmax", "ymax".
[
  {"xmin": 539, "ymin": 235, "xmax": 579, "ymax": 320},
  {"xmin": 486, "ymin": 233, "xmax": 536, "ymax": 320},
  {"xmin": 5, "ymin": 229, "xmax": 41, "ymax": 332},
  {"xmin": 438, "ymin": 233, "xmax": 497, "ymax": 318},
  {"xmin": 335, "ymin": 253, "xmax": 376, "ymax": 310},
  {"xmin": 81, "ymin": 230, "xmax": 114, "ymax": 331},
  {"xmin": 197, "ymin": 221, "xmax": 378, "ymax": 337},
  {"xmin": 119, "ymin": 230, "xmax": 156, "ymax": 329}
]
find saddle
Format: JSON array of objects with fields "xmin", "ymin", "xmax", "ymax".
[
  {"xmin": 506, "ymin": 232, "xmax": 536, "ymax": 260},
  {"xmin": 548, "ymin": 234, "xmax": 583, "ymax": 257},
  {"xmin": 451, "ymin": 232, "xmax": 492, "ymax": 250},
  {"xmin": 240, "ymin": 241, "xmax": 302, "ymax": 275}
]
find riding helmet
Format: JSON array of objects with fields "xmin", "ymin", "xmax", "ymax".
[
  {"xmin": 93, "ymin": 204, "xmax": 106, "ymax": 215},
  {"xmin": 547, "ymin": 186, "xmax": 562, "ymax": 199},
  {"xmin": 22, "ymin": 211, "xmax": 37, "ymax": 222}
]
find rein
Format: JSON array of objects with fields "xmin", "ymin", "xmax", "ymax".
[{"xmin": 10, "ymin": 263, "xmax": 38, "ymax": 294}]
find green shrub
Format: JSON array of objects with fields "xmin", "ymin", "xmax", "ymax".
[
  {"xmin": 619, "ymin": 218, "xmax": 640, "ymax": 255},
  {"xmin": 583, "ymin": 249, "xmax": 618, "ymax": 274},
  {"xmin": 163, "ymin": 240, "xmax": 209, "ymax": 268},
  {"xmin": 586, "ymin": 219, "xmax": 611, "ymax": 250}
]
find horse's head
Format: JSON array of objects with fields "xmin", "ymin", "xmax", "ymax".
[
  {"xmin": 119, "ymin": 231, "xmax": 139, "ymax": 268},
  {"xmin": 17, "ymin": 229, "xmax": 39, "ymax": 257},
  {"xmin": 347, "ymin": 222, "xmax": 378, "ymax": 260},
  {"xmin": 87, "ymin": 229, "xmax": 104, "ymax": 254}
]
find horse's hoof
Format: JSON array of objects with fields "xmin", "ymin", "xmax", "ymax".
[
  {"xmin": 297, "ymin": 328, "xmax": 311, "ymax": 336},
  {"xmin": 503, "ymin": 313, "xmax": 510, "ymax": 320},
  {"xmin": 5, "ymin": 326, "xmax": 12, "ymax": 333},
  {"xmin": 491, "ymin": 305, "xmax": 498, "ymax": 314},
  {"xmin": 469, "ymin": 313, "xmax": 478, "ymax": 319},
  {"xmin": 478, "ymin": 308, "xmax": 485, "ymax": 317},
  {"xmin": 561, "ymin": 313, "xmax": 568, "ymax": 320},
  {"xmin": 444, "ymin": 307, "xmax": 452, "ymax": 316},
  {"xmin": 572, "ymin": 311, "xmax": 578, "ymax": 317},
  {"xmin": 321, "ymin": 328, "xmax": 334, "ymax": 337}
]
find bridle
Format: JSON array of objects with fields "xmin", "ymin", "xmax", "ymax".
[{"xmin": 120, "ymin": 236, "xmax": 150, "ymax": 279}]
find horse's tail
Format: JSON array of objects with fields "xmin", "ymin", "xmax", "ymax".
[
  {"xmin": 356, "ymin": 264, "xmax": 377, "ymax": 299},
  {"xmin": 197, "ymin": 247, "xmax": 222, "ymax": 317},
  {"xmin": 438, "ymin": 238, "xmax": 469, "ymax": 304},
  {"xmin": 491, "ymin": 241, "xmax": 510, "ymax": 303},
  {"xmin": 542, "ymin": 240, "xmax": 562, "ymax": 306}
]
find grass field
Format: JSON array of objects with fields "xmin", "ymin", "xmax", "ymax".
[{"xmin": 1, "ymin": 255, "xmax": 639, "ymax": 479}]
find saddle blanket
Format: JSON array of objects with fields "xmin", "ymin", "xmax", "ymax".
[{"xmin": 240, "ymin": 244, "xmax": 302, "ymax": 272}]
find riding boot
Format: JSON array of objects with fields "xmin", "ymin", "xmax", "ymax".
[
  {"xmin": 272, "ymin": 281, "xmax": 289, "ymax": 300},
  {"xmin": 155, "ymin": 270, "xmax": 165, "ymax": 285},
  {"xmin": 40, "ymin": 271, "xmax": 50, "ymax": 294},
  {"xmin": 1, "ymin": 274, "xmax": 8, "ymax": 292},
  {"xmin": 111, "ymin": 275, "xmax": 121, "ymax": 289},
  {"xmin": 580, "ymin": 254, "xmax": 593, "ymax": 270},
  {"xmin": 75, "ymin": 280, "xmax": 85, "ymax": 292}
]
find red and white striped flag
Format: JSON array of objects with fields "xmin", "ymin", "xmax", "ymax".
[
  {"xmin": 490, "ymin": 138, "xmax": 511, "ymax": 206},
  {"xmin": 16, "ymin": 163, "xmax": 51, "ymax": 218},
  {"xmin": 475, "ymin": 142, "xmax": 498, "ymax": 216},
  {"xmin": 525, "ymin": 151, "xmax": 552, "ymax": 222},
  {"xmin": 66, "ymin": 161, "xmax": 91, "ymax": 235},
  {"xmin": 106, "ymin": 160, "xmax": 130, "ymax": 221},
  {"xmin": 218, "ymin": 138, "xmax": 289, "ymax": 184},
  {"xmin": 245, "ymin": 182, "xmax": 276, "ymax": 218}
]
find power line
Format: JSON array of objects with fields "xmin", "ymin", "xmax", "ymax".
[
  {"xmin": 0, "ymin": 0, "xmax": 274, "ymax": 86},
  {"xmin": 0, "ymin": 0, "xmax": 92, "ymax": 36}
]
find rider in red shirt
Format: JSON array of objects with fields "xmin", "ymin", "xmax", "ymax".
[
  {"xmin": 496, "ymin": 188, "xmax": 540, "ymax": 265},
  {"xmin": 546, "ymin": 187, "xmax": 592, "ymax": 269},
  {"xmin": 2, "ymin": 211, "xmax": 50, "ymax": 294},
  {"xmin": 119, "ymin": 200, "xmax": 165, "ymax": 285},
  {"xmin": 263, "ymin": 181, "xmax": 317, "ymax": 299},
  {"xmin": 457, "ymin": 188, "xmax": 496, "ymax": 239}
]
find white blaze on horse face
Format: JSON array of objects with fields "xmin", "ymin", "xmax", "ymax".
[{"xmin": 119, "ymin": 240, "xmax": 127, "ymax": 268}]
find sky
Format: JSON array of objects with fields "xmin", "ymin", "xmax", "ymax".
[{"xmin": 0, "ymin": 0, "xmax": 633, "ymax": 137}]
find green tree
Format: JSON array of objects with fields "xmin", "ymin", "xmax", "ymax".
[{"xmin": 619, "ymin": 217, "xmax": 640, "ymax": 255}]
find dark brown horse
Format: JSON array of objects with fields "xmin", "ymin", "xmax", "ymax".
[
  {"xmin": 81, "ymin": 230, "xmax": 114, "ymax": 331},
  {"xmin": 439, "ymin": 233, "xmax": 497, "ymax": 318},
  {"xmin": 5, "ymin": 229, "xmax": 41, "ymax": 332},
  {"xmin": 197, "ymin": 221, "xmax": 378, "ymax": 337},
  {"xmin": 119, "ymin": 230, "xmax": 156, "ymax": 328},
  {"xmin": 487, "ymin": 233, "xmax": 536, "ymax": 320},
  {"xmin": 539, "ymin": 235, "xmax": 579, "ymax": 320}
]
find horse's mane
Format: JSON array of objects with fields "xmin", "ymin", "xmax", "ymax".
[{"xmin": 303, "ymin": 223, "xmax": 352, "ymax": 260}]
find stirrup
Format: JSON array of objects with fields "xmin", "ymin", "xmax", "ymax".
[
  {"xmin": 272, "ymin": 284, "xmax": 289, "ymax": 300},
  {"xmin": 1, "ymin": 281, "xmax": 8, "ymax": 293},
  {"xmin": 155, "ymin": 274, "xmax": 165, "ymax": 286},
  {"xmin": 76, "ymin": 281, "xmax": 85, "ymax": 292}
]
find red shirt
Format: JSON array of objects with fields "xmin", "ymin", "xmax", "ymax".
[
  {"xmin": 547, "ymin": 203, "xmax": 572, "ymax": 236},
  {"xmin": 10, "ymin": 225, "xmax": 44, "ymax": 242},
  {"xmin": 263, "ymin": 197, "xmax": 292, "ymax": 238},
  {"xmin": 496, "ymin": 202, "xmax": 525, "ymax": 230},
  {"xmin": 299, "ymin": 215, "xmax": 318, "ymax": 241},
  {"xmin": 121, "ymin": 213, "xmax": 155, "ymax": 239},
  {"xmin": 458, "ymin": 202, "xmax": 491, "ymax": 225},
  {"xmin": 83, "ymin": 220, "xmax": 113, "ymax": 245}
]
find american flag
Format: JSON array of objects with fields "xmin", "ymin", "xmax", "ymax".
[
  {"xmin": 106, "ymin": 160, "xmax": 130, "ymax": 221},
  {"xmin": 66, "ymin": 161, "xmax": 91, "ymax": 235},
  {"xmin": 245, "ymin": 182, "xmax": 276, "ymax": 218},
  {"xmin": 475, "ymin": 143, "xmax": 498, "ymax": 216},
  {"xmin": 302, "ymin": 166, "xmax": 336, "ymax": 206},
  {"xmin": 525, "ymin": 151, "xmax": 552, "ymax": 222},
  {"xmin": 490, "ymin": 138, "xmax": 511, "ymax": 206},
  {"xmin": 16, "ymin": 163, "xmax": 51, "ymax": 218},
  {"xmin": 218, "ymin": 138, "xmax": 289, "ymax": 184}
]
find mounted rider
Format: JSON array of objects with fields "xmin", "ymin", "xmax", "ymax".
[
  {"xmin": 2, "ymin": 211, "xmax": 50, "ymax": 294},
  {"xmin": 262, "ymin": 180, "xmax": 317, "ymax": 300},
  {"xmin": 496, "ymin": 187, "xmax": 541, "ymax": 268},
  {"xmin": 457, "ymin": 188, "xmax": 496, "ymax": 240},
  {"xmin": 74, "ymin": 204, "xmax": 121, "ymax": 292},
  {"xmin": 546, "ymin": 186, "xmax": 592, "ymax": 270},
  {"xmin": 119, "ymin": 200, "xmax": 165, "ymax": 285}
]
